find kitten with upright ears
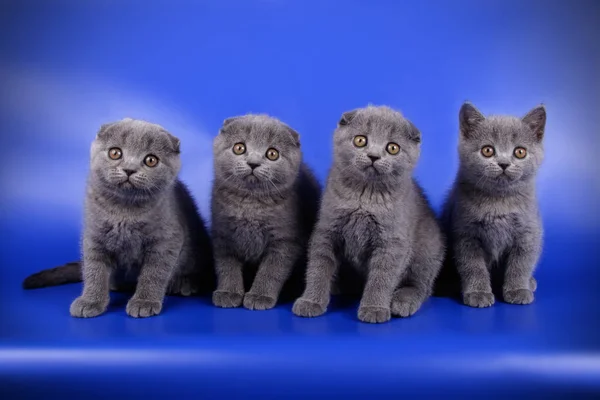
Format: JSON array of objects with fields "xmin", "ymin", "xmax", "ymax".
[
  {"xmin": 292, "ymin": 106, "xmax": 445, "ymax": 323},
  {"xmin": 22, "ymin": 118, "xmax": 214, "ymax": 318},
  {"xmin": 211, "ymin": 114, "xmax": 321, "ymax": 310},
  {"xmin": 439, "ymin": 102, "xmax": 546, "ymax": 307}
]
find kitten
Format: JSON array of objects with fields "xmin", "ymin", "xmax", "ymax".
[
  {"xmin": 23, "ymin": 118, "xmax": 214, "ymax": 318},
  {"xmin": 211, "ymin": 114, "xmax": 321, "ymax": 310},
  {"xmin": 439, "ymin": 102, "xmax": 546, "ymax": 307},
  {"xmin": 292, "ymin": 106, "xmax": 445, "ymax": 323}
]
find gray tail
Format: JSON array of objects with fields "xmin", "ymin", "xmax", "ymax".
[{"xmin": 22, "ymin": 261, "xmax": 82, "ymax": 289}]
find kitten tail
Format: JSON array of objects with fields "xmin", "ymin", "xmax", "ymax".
[{"xmin": 22, "ymin": 262, "xmax": 82, "ymax": 289}]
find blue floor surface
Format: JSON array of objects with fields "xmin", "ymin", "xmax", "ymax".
[{"xmin": 1, "ymin": 218, "xmax": 599, "ymax": 399}]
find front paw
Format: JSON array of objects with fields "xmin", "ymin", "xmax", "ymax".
[
  {"xmin": 504, "ymin": 289, "xmax": 534, "ymax": 305},
  {"xmin": 70, "ymin": 296, "xmax": 108, "ymax": 318},
  {"xmin": 212, "ymin": 290, "xmax": 243, "ymax": 308},
  {"xmin": 243, "ymin": 292, "xmax": 277, "ymax": 310},
  {"xmin": 292, "ymin": 298, "xmax": 326, "ymax": 318},
  {"xmin": 463, "ymin": 292, "xmax": 495, "ymax": 308},
  {"xmin": 126, "ymin": 299, "xmax": 163, "ymax": 318},
  {"xmin": 358, "ymin": 306, "xmax": 391, "ymax": 324},
  {"xmin": 391, "ymin": 289, "xmax": 423, "ymax": 318}
]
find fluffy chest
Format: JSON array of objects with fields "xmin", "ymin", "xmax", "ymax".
[
  {"xmin": 99, "ymin": 219, "xmax": 147, "ymax": 265},
  {"xmin": 226, "ymin": 217, "xmax": 269, "ymax": 263},
  {"xmin": 472, "ymin": 212, "xmax": 518, "ymax": 261},
  {"xmin": 339, "ymin": 208, "xmax": 381, "ymax": 267}
]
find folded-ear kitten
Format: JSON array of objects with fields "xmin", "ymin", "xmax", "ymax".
[{"xmin": 211, "ymin": 114, "xmax": 321, "ymax": 310}]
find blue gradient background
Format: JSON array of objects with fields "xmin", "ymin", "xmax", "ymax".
[{"xmin": 0, "ymin": 1, "xmax": 599, "ymax": 398}]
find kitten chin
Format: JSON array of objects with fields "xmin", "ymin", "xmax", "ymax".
[
  {"xmin": 438, "ymin": 102, "xmax": 546, "ymax": 308},
  {"xmin": 210, "ymin": 114, "xmax": 321, "ymax": 310}
]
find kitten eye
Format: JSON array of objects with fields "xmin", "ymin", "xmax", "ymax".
[
  {"xmin": 386, "ymin": 142, "xmax": 400, "ymax": 155},
  {"xmin": 353, "ymin": 135, "xmax": 367, "ymax": 147},
  {"xmin": 481, "ymin": 146, "xmax": 495, "ymax": 158},
  {"xmin": 266, "ymin": 148, "xmax": 279, "ymax": 161},
  {"xmin": 144, "ymin": 154, "xmax": 159, "ymax": 167},
  {"xmin": 108, "ymin": 147, "xmax": 122, "ymax": 160},
  {"xmin": 232, "ymin": 143, "xmax": 246, "ymax": 155},
  {"xmin": 514, "ymin": 147, "xmax": 527, "ymax": 159}
]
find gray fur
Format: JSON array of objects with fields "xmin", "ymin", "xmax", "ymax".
[
  {"xmin": 211, "ymin": 114, "xmax": 321, "ymax": 310},
  {"xmin": 69, "ymin": 118, "xmax": 213, "ymax": 318},
  {"xmin": 440, "ymin": 102, "xmax": 546, "ymax": 307},
  {"xmin": 292, "ymin": 106, "xmax": 445, "ymax": 323}
]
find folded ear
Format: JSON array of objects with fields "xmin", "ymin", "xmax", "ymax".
[
  {"xmin": 522, "ymin": 104, "xmax": 546, "ymax": 142},
  {"xmin": 339, "ymin": 109, "xmax": 359, "ymax": 126},
  {"xmin": 406, "ymin": 120, "xmax": 421, "ymax": 143},
  {"xmin": 96, "ymin": 122, "xmax": 115, "ymax": 140},
  {"xmin": 285, "ymin": 126, "xmax": 301, "ymax": 147},
  {"xmin": 220, "ymin": 116, "xmax": 243, "ymax": 134},
  {"xmin": 459, "ymin": 102, "xmax": 485, "ymax": 138},
  {"xmin": 167, "ymin": 133, "xmax": 181, "ymax": 153}
]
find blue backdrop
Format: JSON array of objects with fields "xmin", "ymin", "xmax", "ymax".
[{"xmin": 1, "ymin": 1, "xmax": 599, "ymax": 398}]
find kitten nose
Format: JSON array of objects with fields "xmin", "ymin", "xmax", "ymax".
[
  {"xmin": 368, "ymin": 155, "xmax": 380, "ymax": 163},
  {"xmin": 247, "ymin": 162, "xmax": 260, "ymax": 170},
  {"xmin": 123, "ymin": 169, "xmax": 136, "ymax": 176},
  {"xmin": 498, "ymin": 163, "xmax": 510, "ymax": 170}
]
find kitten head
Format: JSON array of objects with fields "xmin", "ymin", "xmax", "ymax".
[
  {"xmin": 458, "ymin": 102, "xmax": 546, "ymax": 192},
  {"xmin": 333, "ymin": 105, "xmax": 421, "ymax": 185},
  {"xmin": 213, "ymin": 114, "xmax": 302, "ymax": 194},
  {"xmin": 90, "ymin": 118, "xmax": 181, "ymax": 201}
]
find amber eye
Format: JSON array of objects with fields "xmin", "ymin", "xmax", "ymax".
[
  {"xmin": 386, "ymin": 142, "xmax": 400, "ymax": 155},
  {"xmin": 266, "ymin": 148, "xmax": 279, "ymax": 161},
  {"xmin": 144, "ymin": 154, "xmax": 159, "ymax": 167},
  {"xmin": 233, "ymin": 143, "xmax": 246, "ymax": 155},
  {"xmin": 108, "ymin": 147, "xmax": 122, "ymax": 160},
  {"xmin": 353, "ymin": 135, "xmax": 367, "ymax": 147},
  {"xmin": 481, "ymin": 146, "xmax": 495, "ymax": 157},
  {"xmin": 514, "ymin": 147, "xmax": 527, "ymax": 159}
]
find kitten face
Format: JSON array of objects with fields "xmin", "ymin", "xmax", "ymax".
[
  {"xmin": 458, "ymin": 103, "xmax": 546, "ymax": 192},
  {"xmin": 90, "ymin": 118, "xmax": 181, "ymax": 200},
  {"xmin": 213, "ymin": 114, "xmax": 302, "ymax": 194},
  {"xmin": 333, "ymin": 106, "xmax": 421, "ymax": 184}
]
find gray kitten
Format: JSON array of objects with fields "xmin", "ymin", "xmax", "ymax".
[
  {"xmin": 292, "ymin": 106, "xmax": 445, "ymax": 323},
  {"xmin": 24, "ymin": 118, "xmax": 214, "ymax": 318},
  {"xmin": 439, "ymin": 102, "xmax": 546, "ymax": 307},
  {"xmin": 211, "ymin": 114, "xmax": 321, "ymax": 310}
]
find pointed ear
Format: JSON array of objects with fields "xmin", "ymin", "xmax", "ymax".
[
  {"xmin": 459, "ymin": 102, "xmax": 485, "ymax": 138},
  {"xmin": 96, "ymin": 123, "xmax": 114, "ymax": 140},
  {"xmin": 339, "ymin": 109, "xmax": 358, "ymax": 126},
  {"xmin": 522, "ymin": 104, "xmax": 546, "ymax": 142}
]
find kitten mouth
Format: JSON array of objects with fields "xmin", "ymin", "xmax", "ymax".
[
  {"xmin": 119, "ymin": 179, "xmax": 136, "ymax": 189},
  {"xmin": 495, "ymin": 173, "xmax": 515, "ymax": 183},
  {"xmin": 244, "ymin": 173, "xmax": 259, "ymax": 184},
  {"xmin": 364, "ymin": 165, "xmax": 381, "ymax": 175}
]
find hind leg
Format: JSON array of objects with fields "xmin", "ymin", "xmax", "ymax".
[
  {"xmin": 168, "ymin": 273, "xmax": 199, "ymax": 296},
  {"xmin": 530, "ymin": 276, "xmax": 537, "ymax": 292},
  {"xmin": 391, "ymin": 229, "xmax": 444, "ymax": 318},
  {"xmin": 167, "ymin": 249, "xmax": 200, "ymax": 297},
  {"xmin": 109, "ymin": 269, "xmax": 136, "ymax": 293}
]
